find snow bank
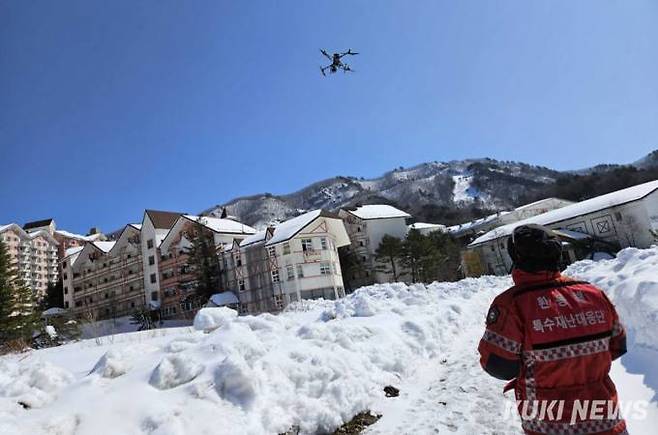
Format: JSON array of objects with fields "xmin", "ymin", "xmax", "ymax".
[
  {"xmin": 193, "ymin": 306, "xmax": 238, "ymax": 332},
  {"xmin": 149, "ymin": 354, "xmax": 205, "ymax": 390},
  {"xmin": 566, "ymin": 246, "xmax": 658, "ymax": 350},
  {"xmin": 0, "ymin": 248, "xmax": 656, "ymax": 434}
]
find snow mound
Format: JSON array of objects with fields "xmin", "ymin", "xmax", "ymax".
[
  {"xmin": 0, "ymin": 360, "xmax": 73, "ymax": 409},
  {"xmin": 215, "ymin": 355, "xmax": 259, "ymax": 409},
  {"xmin": 566, "ymin": 246, "xmax": 658, "ymax": 350},
  {"xmin": 1, "ymin": 248, "xmax": 657, "ymax": 434},
  {"xmin": 193, "ymin": 307, "xmax": 238, "ymax": 332},
  {"xmin": 149, "ymin": 354, "xmax": 205, "ymax": 390},
  {"xmin": 90, "ymin": 349, "xmax": 133, "ymax": 378}
]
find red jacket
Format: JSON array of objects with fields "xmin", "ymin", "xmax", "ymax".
[{"xmin": 478, "ymin": 269, "xmax": 628, "ymax": 435}]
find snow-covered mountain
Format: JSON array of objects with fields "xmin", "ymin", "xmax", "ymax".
[{"xmin": 203, "ymin": 150, "xmax": 658, "ymax": 228}]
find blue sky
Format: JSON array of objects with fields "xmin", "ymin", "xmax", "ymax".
[{"xmin": 1, "ymin": 0, "xmax": 657, "ymax": 234}]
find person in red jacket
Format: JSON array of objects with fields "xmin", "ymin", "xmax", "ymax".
[{"xmin": 478, "ymin": 224, "xmax": 628, "ymax": 435}]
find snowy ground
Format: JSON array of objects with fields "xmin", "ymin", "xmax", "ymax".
[{"xmin": 1, "ymin": 247, "xmax": 657, "ymax": 434}]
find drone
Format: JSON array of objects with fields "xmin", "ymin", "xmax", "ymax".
[{"xmin": 320, "ymin": 49, "xmax": 359, "ymax": 76}]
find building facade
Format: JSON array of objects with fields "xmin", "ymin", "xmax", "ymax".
[
  {"xmin": 338, "ymin": 205, "xmax": 411, "ymax": 287},
  {"xmin": 220, "ymin": 210, "xmax": 350, "ymax": 315},
  {"xmin": 66, "ymin": 224, "xmax": 145, "ymax": 320},
  {"xmin": 463, "ymin": 181, "xmax": 658, "ymax": 276},
  {"xmin": 0, "ymin": 223, "xmax": 59, "ymax": 298},
  {"xmin": 139, "ymin": 210, "xmax": 182, "ymax": 310},
  {"xmin": 157, "ymin": 215, "xmax": 256, "ymax": 319}
]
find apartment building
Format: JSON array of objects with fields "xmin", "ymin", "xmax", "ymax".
[
  {"xmin": 139, "ymin": 210, "xmax": 182, "ymax": 311},
  {"xmin": 0, "ymin": 223, "xmax": 59, "ymax": 297},
  {"xmin": 338, "ymin": 204, "xmax": 411, "ymax": 287},
  {"xmin": 220, "ymin": 210, "xmax": 350, "ymax": 315},
  {"xmin": 158, "ymin": 215, "xmax": 257, "ymax": 319},
  {"xmin": 66, "ymin": 224, "xmax": 145, "ymax": 320}
]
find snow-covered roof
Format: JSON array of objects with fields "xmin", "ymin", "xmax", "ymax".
[
  {"xmin": 345, "ymin": 205, "xmax": 411, "ymax": 220},
  {"xmin": 207, "ymin": 292, "xmax": 239, "ymax": 307},
  {"xmin": 42, "ymin": 307, "xmax": 67, "ymax": 317},
  {"xmin": 239, "ymin": 230, "xmax": 267, "ymax": 248},
  {"xmin": 408, "ymin": 222, "xmax": 446, "ymax": 231},
  {"xmin": 183, "ymin": 215, "xmax": 257, "ymax": 235},
  {"xmin": 65, "ymin": 246, "xmax": 84, "ymax": 257},
  {"xmin": 238, "ymin": 210, "xmax": 338, "ymax": 248},
  {"xmin": 447, "ymin": 211, "xmax": 510, "ymax": 234},
  {"xmin": 92, "ymin": 241, "xmax": 116, "ymax": 253},
  {"xmin": 470, "ymin": 180, "xmax": 658, "ymax": 246},
  {"xmin": 55, "ymin": 230, "xmax": 103, "ymax": 242},
  {"xmin": 155, "ymin": 229, "xmax": 169, "ymax": 247},
  {"xmin": 514, "ymin": 197, "xmax": 573, "ymax": 211},
  {"xmin": 266, "ymin": 210, "xmax": 323, "ymax": 246}
]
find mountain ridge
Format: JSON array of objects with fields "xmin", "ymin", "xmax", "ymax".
[{"xmin": 202, "ymin": 150, "xmax": 658, "ymax": 228}]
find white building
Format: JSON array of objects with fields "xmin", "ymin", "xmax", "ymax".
[
  {"xmin": 447, "ymin": 197, "xmax": 575, "ymax": 242},
  {"xmin": 220, "ymin": 210, "xmax": 350, "ymax": 315},
  {"xmin": 139, "ymin": 210, "xmax": 182, "ymax": 309},
  {"xmin": 0, "ymin": 223, "xmax": 59, "ymax": 297},
  {"xmin": 464, "ymin": 181, "xmax": 658, "ymax": 276},
  {"xmin": 338, "ymin": 204, "xmax": 411, "ymax": 286}
]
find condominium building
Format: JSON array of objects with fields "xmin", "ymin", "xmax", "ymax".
[
  {"xmin": 220, "ymin": 210, "xmax": 350, "ymax": 315},
  {"xmin": 158, "ymin": 215, "xmax": 257, "ymax": 319},
  {"xmin": 65, "ymin": 224, "xmax": 145, "ymax": 320},
  {"xmin": 338, "ymin": 204, "xmax": 411, "ymax": 287},
  {"xmin": 0, "ymin": 223, "xmax": 59, "ymax": 297},
  {"xmin": 139, "ymin": 210, "xmax": 182, "ymax": 310}
]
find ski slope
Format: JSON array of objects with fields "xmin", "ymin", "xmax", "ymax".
[{"xmin": 1, "ymin": 247, "xmax": 657, "ymax": 434}]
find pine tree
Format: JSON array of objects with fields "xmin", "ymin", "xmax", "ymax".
[
  {"xmin": 184, "ymin": 220, "xmax": 221, "ymax": 302},
  {"xmin": 0, "ymin": 240, "xmax": 40, "ymax": 345},
  {"xmin": 41, "ymin": 279, "xmax": 64, "ymax": 310},
  {"xmin": 338, "ymin": 246, "xmax": 366, "ymax": 292},
  {"xmin": 375, "ymin": 235, "xmax": 403, "ymax": 282}
]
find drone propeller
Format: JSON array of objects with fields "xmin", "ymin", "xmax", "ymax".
[
  {"xmin": 320, "ymin": 49, "xmax": 332, "ymax": 60},
  {"xmin": 342, "ymin": 49, "xmax": 359, "ymax": 56},
  {"xmin": 320, "ymin": 66, "xmax": 327, "ymax": 76}
]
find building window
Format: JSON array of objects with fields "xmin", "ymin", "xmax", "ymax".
[
  {"xmin": 273, "ymin": 295, "xmax": 284, "ymax": 309},
  {"xmin": 239, "ymin": 303, "xmax": 248, "ymax": 315},
  {"xmin": 320, "ymin": 262, "xmax": 331, "ymax": 275},
  {"xmin": 320, "ymin": 238, "xmax": 328, "ymax": 250},
  {"xmin": 296, "ymin": 264, "xmax": 304, "ymax": 278},
  {"xmin": 359, "ymin": 241, "xmax": 364, "ymax": 247},
  {"xmin": 64, "ymin": 287, "xmax": 68, "ymax": 294},
  {"xmin": 239, "ymin": 279, "xmax": 245, "ymax": 291},
  {"xmin": 267, "ymin": 246, "xmax": 276, "ymax": 257},
  {"xmin": 286, "ymin": 265, "xmax": 294, "ymax": 281},
  {"xmin": 62, "ymin": 262, "xmax": 67, "ymax": 269},
  {"xmin": 150, "ymin": 273, "xmax": 157, "ymax": 284},
  {"xmin": 301, "ymin": 239, "xmax": 313, "ymax": 252},
  {"xmin": 147, "ymin": 239, "xmax": 154, "ymax": 249},
  {"xmin": 271, "ymin": 269, "xmax": 280, "ymax": 283},
  {"xmin": 148, "ymin": 255, "xmax": 155, "ymax": 266},
  {"xmin": 64, "ymin": 301, "xmax": 69, "ymax": 308},
  {"xmin": 151, "ymin": 291, "xmax": 158, "ymax": 301},
  {"xmin": 63, "ymin": 273, "xmax": 68, "ymax": 280},
  {"xmin": 131, "ymin": 301, "xmax": 135, "ymax": 308},
  {"xmin": 283, "ymin": 242, "xmax": 290, "ymax": 255},
  {"xmin": 357, "ymin": 226, "xmax": 362, "ymax": 232},
  {"xmin": 614, "ymin": 212, "xmax": 623, "ymax": 222}
]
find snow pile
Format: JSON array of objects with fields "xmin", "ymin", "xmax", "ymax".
[
  {"xmin": 149, "ymin": 354, "xmax": 205, "ymax": 390},
  {"xmin": 566, "ymin": 246, "xmax": 658, "ymax": 350},
  {"xmin": 90, "ymin": 349, "xmax": 133, "ymax": 379},
  {"xmin": 193, "ymin": 306, "xmax": 238, "ymax": 332},
  {"xmin": 0, "ymin": 360, "xmax": 73, "ymax": 409},
  {"xmin": 0, "ymin": 248, "xmax": 657, "ymax": 434}
]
